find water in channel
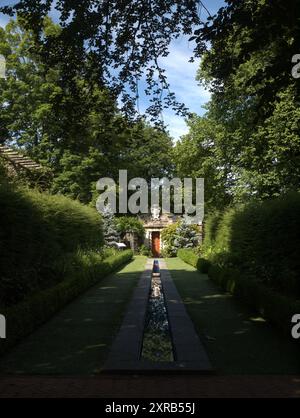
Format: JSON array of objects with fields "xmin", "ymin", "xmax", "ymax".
[{"xmin": 141, "ymin": 260, "xmax": 174, "ymax": 362}]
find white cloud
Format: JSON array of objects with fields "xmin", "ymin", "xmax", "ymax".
[
  {"xmin": 162, "ymin": 45, "xmax": 210, "ymax": 101},
  {"xmin": 0, "ymin": 14, "xmax": 10, "ymax": 28},
  {"xmin": 163, "ymin": 113, "xmax": 189, "ymax": 141},
  {"xmin": 159, "ymin": 37, "xmax": 210, "ymax": 141},
  {"xmin": 137, "ymin": 37, "xmax": 211, "ymax": 141}
]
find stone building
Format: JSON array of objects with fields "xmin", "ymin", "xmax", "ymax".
[
  {"xmin": 139, "ymin": 205, "xmax": 204, "ymax": 257},
  {"xmin": 139, "ymin": 205, "xmax": 181, "ymax": 257}
]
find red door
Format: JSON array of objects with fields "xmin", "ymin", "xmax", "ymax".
[{"xmin": 152, "ymin": 232, "xmax": 160, "ymax": 257}]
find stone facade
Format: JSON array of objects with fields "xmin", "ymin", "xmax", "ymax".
[
  {"xmin": 123, "ymin": 207, "xmax": 203, "ymax": 256},
  {"xmin": 139, "ymin": 211, "xmax": 181, "ymax": 257}
]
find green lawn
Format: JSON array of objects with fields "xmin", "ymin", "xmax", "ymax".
[
  {"xmin": 166, "ymin": 257, "xmax": 300, "ymax": 375},
  {"xmin": 0, "ymin": 256, "xmax": 146, "ymax": 375}
]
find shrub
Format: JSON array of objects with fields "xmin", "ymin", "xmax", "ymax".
[
  {"xmin": 0, "ymin": 249, "xmax": 133, "ymax": 356},
  {"xmin": 0, "ymin": 183, "xmax": 103, "ymax": 306},
  {"xmin": 208, "ymin": 264, "xmax": 300, "ymax": 334},
  {"xmin": 202, "ymin": 211, "xmax": 222, "ymax": 251},
  {"xmin": 99, "ymin": 247, "xmax": 118, "ymax": 258},
  {"xmin": 203, "ymin": 193, "xmax": 300, "ymax": 298},
  {"xmin": 173, "ymin": 221, "xmax": 199, "ymax": 251},
  {"xmin": 177, "ymin": 249, "xmax": 211, "ymax": 273},
  {"xmin": 160, "ymin": 247, "xmax": 174, "ymax": 258},
  {"xmin": 116, "ymin": 216, "xmax": 145, "ymax": 239},
  {"xmin": 179, "ymin": 193, "xmax": 300, "ymax": 335},
  {"xmin": 0, "ymin": 159, "xmax": 7, "ymax": 182},
  {"xmin": 178, "ymin": 248, "xmax": 300, "ymax": 334},
  {"xmin": 177, "ymin": 249, "xmax": 198, "ymax": 267},
  {"xmin": 161, "ymin": 221, "xmax": 200, "ymax": 257},
  {"xmin": 161, "ymin": 222, "xmax": 179, "ymax": 257},
  {"xmin": 101, "ymin": 207, "xmax": 120, "ymax": 246},
  {"xmin": 139, "ymin": 244, "xmax": 151, "ymax": 256}
]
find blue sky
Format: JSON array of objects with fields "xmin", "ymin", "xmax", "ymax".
[
  {"xmin": 0, "ymin": 0, "xmax": 225, "ymax": 140},
  {"xmin": 160, "ymin": 0, "xmax": 225, "ymax": 140}
]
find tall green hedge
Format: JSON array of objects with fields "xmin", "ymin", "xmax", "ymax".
[
  {"xmin": 178, "ymin": 193, "xmax": 300, "ymax": 334},
  {"xmin": 0, "ymin": 183, "xmax": 103, "ymax": 306},
  {"xmin": 203, "ymin": 193, "xmax": 300, "ymax": 298},
  {"xmin": 0, "ymin": 249, "xmax": 133, "ymax": 356},
  {"xmin": 177, "ymin": 249, "xmax": 210, "ymax": 273}
]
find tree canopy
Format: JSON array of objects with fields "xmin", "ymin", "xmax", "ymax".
[
  {"xmin": 175, "ymin": 0, "xmax": 300, "ymax": 206},
  {"xmin": 0, "ymin": 18, "xmax": 174, "ymax": 203},
  {"xmin": 2, "ymin": 0, "xmax": 300, "ymax": 209},
  {"xmin": 0, "ymin": 0, "xmax": 206, "ymax": 121}
]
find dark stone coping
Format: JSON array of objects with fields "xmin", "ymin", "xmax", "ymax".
[
  {"xmin": 159, "ymin": 259, "xmax": 212, "ymax": 371},
  {"xmin": 104, "ymin": 259, "xmax": 152, "ymax": 370},
  {"xmin": 103, "ymin": 259, "xmax": 213, "ymax": 373}
]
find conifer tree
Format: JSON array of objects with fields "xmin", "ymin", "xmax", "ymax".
[
  {"xmin": 101, "ymin": 207, "xmax": 120, "ymax": 247},
  {"xmin": 173, "ymin": 220, "xmax": 198, "ymax": 251}
]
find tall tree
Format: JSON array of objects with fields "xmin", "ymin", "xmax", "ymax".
[
  {"xmin": 185, "ymin": 0, "xmax": 300, "ymax": 201},
  {"xmin": 173, "ymin": 115, "xmax": 231, "ymax": 211},
  {"xmin": 101, "ymin": 207, "xmax": 120, "ymax": 247},
  {"xmin": 0, "ymin": 18, "xmax": 175, "ymax": 203},
  {"xmin": 0, "ymin": 18, "xmax": 128, "ymax": 201},
  {"xmin": 0, "ymin": 0, "xmax": 204, "ymax": 121},
  {"xmin": 173, "ymin": 220, "xmax": 199, "ymax": 251},
  {"xmin": 123, "ymin": 122, "xmax": 174, "ymax": 182}
]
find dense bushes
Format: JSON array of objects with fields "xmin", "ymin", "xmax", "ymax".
[
  {"xmin": 0, "ymin": 183, "xmax": 103, "ymax": 306},
  {"xmin": 116, "ymin": 216, "xmax": 145, "ymax": 239},
  {"xmin": 178, "ymin": 249, "xmax": 300, "ymax": 334},
  {"xmin": 207, "ymin": 264, "xmax": 300, "ymax": 334},
  {"xmin": 139, "ymin": 244, "xmax": 152, "ymax": 257},
  {"xmin": 177, "ymin": 249, "xmax": 210, "ymax": 273},
  {"xmin": 177, "ymin": 249, "xmax": 198, "ymax": 267},
  {"xmin": 161, "ymin": 221, "xmax": 200, "ymax": 257},
  {"xmin": 178, "ymin": 193, "xmax": 300, "ymax": 334},
  {"xmin": 0, "ymin": 249, "xmax": 133, "ymax": 356},
  {"xmin": 161, "ymin": 222, "xmax": 179, "ymax": 257},
  {"xmin": 202, "ymin": 193, "xmax": 300, "ymax": 298},
  {"xmin": 0, "ymin": 177, "xmax": 133, "ymax": 356},
  {"xmin": 0, "ymin": 160, "xmax": 7, "ymax": 182}
]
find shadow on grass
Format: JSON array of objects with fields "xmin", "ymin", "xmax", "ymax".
[
  {"xmin": 0, "ymin": 257, "xmax": 146, "ymax": 376},
  {"xmin": 166, "ymin": 259, "xmax": 300, "ymax": 375}
]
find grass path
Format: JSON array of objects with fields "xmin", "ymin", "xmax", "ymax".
[
  {"xmin": 0, "ymin": 256, "xmax": 146, "ymax": 375},
  {"xmin": 166, "ymin": 258, "xmax": 300, "ymax": 375}
]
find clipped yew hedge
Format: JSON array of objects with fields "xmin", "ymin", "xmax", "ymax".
[
  {"xmin": 203, "ymin": 193, "xmax": 300, "ymax": 299},
  {"xmin": 0, "ymin": 249, "xmax": 133, "ymax": 356},
  {"xmin": 0, "ymin": 183, "xmax": 103, "ymax": 306},
  {"xmin": 207, "ymin": 264, "xmax": 300, "ymax": 335},
  {"xmin": 178, "ymin": 193, "xmax": 300, "ymax": 334},
  {"xmin": 177, "ymin": 249, "xmax": 210, "ymax": 273}
]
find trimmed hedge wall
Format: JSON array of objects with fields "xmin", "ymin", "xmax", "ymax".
[
  {"xmin": 208, "ymin": 264, "xmax": 300, "ymax": 335},
  {"xmin": 178, "ymin": 249, "xmax": 300, "ymax": 334},
  {"xmin": 202, "ymin": 193, "xmax": 300, "ymax": 298},
  {"xmin": 177, "ymin": 249, "xmax": 210, "ymax": 273},
  {"xmin": 178, "ymin": 193, "xmax": 300, "ymax": 335},
  {"xmin": 0, "ymin": 249, "xmax": 133, "ymax": 356},
  {"xmin": 0, "ymin": 183, "xmax": 103, "ymax": 306}
]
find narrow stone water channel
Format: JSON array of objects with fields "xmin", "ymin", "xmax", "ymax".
[{"xmin": 141, "ymin": 260, "xmax": 174, "ymax": 362}]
